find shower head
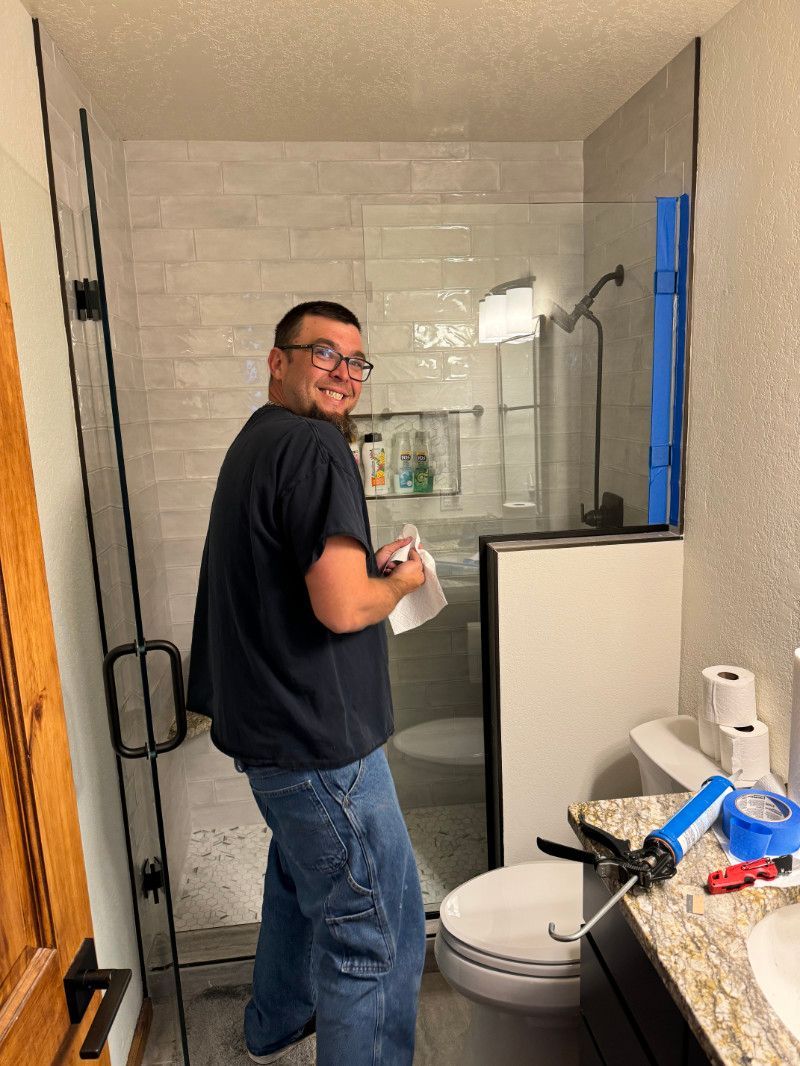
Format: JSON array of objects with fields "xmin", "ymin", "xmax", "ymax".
[
  {"xmin": 549, "ymin": 302, "xmax": 581, "ymax": 334},
  {"xmin": 549, "ymin": 264, "xmax": 625, "ymax": 334}
]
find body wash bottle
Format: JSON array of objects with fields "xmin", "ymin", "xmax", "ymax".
[
  {"xmin": 362, "ymin": 432, "xmax": 387, "ymax": 496},
  {"xmin": 395, "ymin": 432, "xmax": 414, "ymax": 494}
]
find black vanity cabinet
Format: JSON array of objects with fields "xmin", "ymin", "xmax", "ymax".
[{"xmin": 580, "ymin": 866, "xmax": 712, "ymax": 1066}]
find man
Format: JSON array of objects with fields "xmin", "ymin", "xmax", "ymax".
[{"xmin": 188, "ymin": 301, "xmax": 427, "ymax": 1065}]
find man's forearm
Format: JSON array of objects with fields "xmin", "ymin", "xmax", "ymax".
[{"xmin": 343, "ymin": 573, "xmax": 409, "ymax": 632}]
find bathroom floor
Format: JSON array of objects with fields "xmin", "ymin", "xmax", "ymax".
[
  {"xmin": 143, "ymin": 965, "xmax": 473, "ymax": 1066},
  {"xmin": 173, "ymin": 802, "xmax": 488, "ymax": 931}
]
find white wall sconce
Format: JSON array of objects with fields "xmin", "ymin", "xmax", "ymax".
[{"xmin": 478, "ymin": 276, "xmax": 536, "ymax": 343}]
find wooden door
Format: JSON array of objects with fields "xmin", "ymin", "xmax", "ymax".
[{"xmin": 0, "ymin": 226, "xmax": 112, "ymax": 1064}]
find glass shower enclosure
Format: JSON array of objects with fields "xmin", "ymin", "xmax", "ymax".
[{"xmin": 55, "ymin": 103, "xmax": 688, "ymax": 1064}]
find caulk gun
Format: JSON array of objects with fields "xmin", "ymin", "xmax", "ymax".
[{"xmin": 537, "ymin": 774, "xmax": 734, "ymax": 942}]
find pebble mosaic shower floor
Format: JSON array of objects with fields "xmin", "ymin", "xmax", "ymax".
[{"xmin": 173, "ymin": 803, "xmax": 487, "ymax": 931}]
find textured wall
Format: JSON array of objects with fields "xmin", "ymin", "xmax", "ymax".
[
  {"xmin": 0, "ymin": 4, "xmax": 141, "ymax": 1062},
  {"xmin": 582, "ymin": 44, "xmax": 696, "ymax": 526},
  {"xmin": 681, "ymin": 0, "xmax": 800, "ymax": 780}
]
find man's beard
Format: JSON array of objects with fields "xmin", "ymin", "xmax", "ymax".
[{"xmin": 307, "ymin": 401, "xmax": 356, "ymax": 442}]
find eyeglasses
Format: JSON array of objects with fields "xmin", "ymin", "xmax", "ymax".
[{"xmin": 278, "ymin": 342, "xmax": 374, "ymax": 382}]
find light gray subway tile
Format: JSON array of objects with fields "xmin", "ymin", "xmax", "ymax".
[
  {"xmin": 370, "ymin": 353, "xmax": 443, "ymax": 385},
  {"xmin": 364, "ymin": 258, "xmax": 442, "ymax": 291},
  {"xmin": 665, "ymin": 113, "xmax": 694, "ymax": 175},
  {"xmin": 148, "ymin": 390, "xmax": 209, "ymax": 421},
  {"xmin": 222, "ymin": 161, "xmax": 317, "ymax": 194},
  {"xmin": 124, "ymin": 141, "xmax": 188, "ymax": 161},
  {"xmin": 162, "ymin": 510, "xmax": 215, "ymax": 539},
  {"xmin": 356, "ymin": 202, "xmax": 443, "ymax": 227},
  {"xmin": 194, "ymin": 228, "xmax": 290, "ymax": 260},
  {"xmin": 366, "ymin": 323, "xmax": 413, "ymax": 353},
  {"xmin": 174, "ymin": 357, "xmax": 266, "ymax": 389},
  {"xmin": 471, "ymin": 223, "xmax": 559, "ymax": 256},
  {"xmin": 160, "ymin": 195, "xmax": 257, "ymax": 228},
  {"xmin": 126, "ymin": 161, "xmax": 223, "ymax": 196},
  {"xmin": 257, "ymin": 194, "xmax": 351, "ymax": 227},
  {"xmin": 138, "ymin": 294, "xmax": 200, "ymax": 325},
  {"xmin": 260, "ymin": 259, "xmax": 352, "ymax": 292},
  {"xmin": 140, "ymin": 326, "xmax": 234, "ymax": 357},
  {"xmin": 284, "ymin": 142, "xmax": 380, "ymax": 160},
  {"xmin": 134, "ymin": 262, "xmax": 166, "ymax": 294},
  {"xmin": 438, "ymin": 202, "xmax": 528, "ymax": 224},
  {"xmin": 209, "ymin": 388, "xmax": 269, "ymax": 418},
  {"xmin": 165, "ymin": 260, "xmax": 262, "ymax": 294},
  {"xmin": 470, "ymin": 142, "xmax": 559, "ymax": 160},
  {"xmin": 380, "ymin": 225, "xmax": 470, "ymax": 258},
  {"xmin": 199, "ymin": 292, "xmax": 290, "ymax": 325},
  {"xmin": 162, "ymin": 537, "xmax": 207, "ymax": 566},
  {"xmin": 499, "ymin": 160, "xmax": 583, "ymax": 193},
  {"xmin": 233, "ymin": 326, "xmax": 275, "ymax": 352},
  {"xmin": 170, "ymin": 591, "xmax": 201, "ymax": 624},
  {"xmin": 188, "ymin": 141, "xmax": 284, "ymax": 160},
  {"xmin": 153, "ymin": 451, "xmax": 185, "ymax": 480},
  {"xmin": 184, "ymin": 449, "xmax": 227, "ymax": 479},
  {"xmin": 47, "ymin": 105, "xmax": 77, "ymax": 171},
  {"xmin": 558, "ymin": 141, "xmax": 584, "ymax": 160},
  {"xmin": 411, "ymin": 161, "xmax": 499, "ymax": 193},
  {"xmin": 158, "ymin": 480, "xmax": 216, "ymax": 510},
  {"xmin": 379, "ymin": 142, "xmax": 468, "ymax": 159},
  {"xmin": 289, "ymin": 227, "xmax": 366, "ymax": 259},
  {"xmin": 142, "ymin": 359, "xmax": 175, "ymax": 388},
  {"xmin": 383, "ymin": 289, "xmax": 472, "ymax": 322},
  {"xmin": 441, "ymin": 255, "xmax": 528, "ymax": 290},
  {"xmin": 132, "ymin": 228, "xmax": 195, "ymax": 262},
  {"xmin": 318, "ymin": 161, "xmax": 411, "ymax": 194}
]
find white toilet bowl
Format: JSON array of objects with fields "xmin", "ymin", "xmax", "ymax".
[
  {"xmin": 434, "ymin": 862, "xmax": 581, "ymax": 1064},
  {"xmin": 433, "ymin": 716, "xmax": 724, "ymax": 1064}
]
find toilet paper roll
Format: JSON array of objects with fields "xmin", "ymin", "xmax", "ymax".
[
  {"xmin": 701, "ymin": 665, "xmax": 757, "ymax": 728},
  {"xmin": 788, "ymin": 648, "xmax": 800, "ymax": 804},
  {"xmin": 698, "ymin": 716, "xmax": 721, "ymax": 760},
  {"xmin": 719, "ymin": 720, "xmax": 770, "ymax": 784}
]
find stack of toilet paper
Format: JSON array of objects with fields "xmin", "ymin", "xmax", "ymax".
[{"xmin": 699, "ymin": 665, "xmax": 770, "ymax": 785}]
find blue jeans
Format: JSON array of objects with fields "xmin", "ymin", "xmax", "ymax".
[{"xmin": 237, "ymin": 747, "xmax": 425, "ymax": 1064}]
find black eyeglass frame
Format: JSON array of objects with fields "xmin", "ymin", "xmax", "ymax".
[{"xmin": 278, "ymin": 342, "xmax": 374, "ymax": 381}]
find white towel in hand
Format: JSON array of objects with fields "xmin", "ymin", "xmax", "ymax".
[{"xmin": 387, "ymin": 523, "xmax": 447, "ymax": 635}]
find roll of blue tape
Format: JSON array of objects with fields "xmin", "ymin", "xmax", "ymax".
[{"xmin": 721, "ymin": 789, "xmax": 800, "ymax": 861}]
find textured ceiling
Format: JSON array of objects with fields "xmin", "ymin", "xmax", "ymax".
[{"xmin": 25, "ymin": 0, "xmax": 738, "ymax": 141}]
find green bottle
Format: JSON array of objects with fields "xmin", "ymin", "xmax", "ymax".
[{"xmin": 413, "ymin": 431, "xmax": 431, "ymax": 493}]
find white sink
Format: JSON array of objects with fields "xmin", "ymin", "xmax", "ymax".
[{"xmin": 747, "ymin": 903, "xmax": 800, "ymax": 1042}]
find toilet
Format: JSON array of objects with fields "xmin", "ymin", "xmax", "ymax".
[{"xmin": 434, "ymin": 715, "xmax": 721, "ymax": 1063}]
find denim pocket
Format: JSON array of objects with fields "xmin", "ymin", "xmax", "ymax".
[
  {"xmin": 252, "ymin": 779, "xmax": 347, "ymax": 875},
  {"xmin": 324, "ymin": 868, "xmax": 394, "ymax": 977}
]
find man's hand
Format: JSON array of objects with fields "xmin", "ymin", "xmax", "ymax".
[
  {"xmin": 389, "ymin": 547, "xmax": 426, "ymax": 593},
  {"xmin": 375, "ymin": 535, "xmax": 413, "ymax": 575}
]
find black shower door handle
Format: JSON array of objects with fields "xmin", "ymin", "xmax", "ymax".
[{"xmin": 103, "ymin": 639, "xmax": 187, "ymax": 758}]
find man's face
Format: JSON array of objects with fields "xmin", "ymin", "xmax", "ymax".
[{"xmin": 267, "ymin": 314, "xmax": 365, "ymax": 431}]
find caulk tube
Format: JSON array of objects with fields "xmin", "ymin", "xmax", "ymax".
[{"xmin": 645, "ymin": 775, "xmax": 734, "ymax": 863}]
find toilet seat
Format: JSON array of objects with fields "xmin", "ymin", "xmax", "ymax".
[
  {"xmin": 438, "ymin": 861, "xmax": 581, "ymax": 977},
  {"xmin": 392, "ymin": 717, "xmax": 484, "ymax": 767}
]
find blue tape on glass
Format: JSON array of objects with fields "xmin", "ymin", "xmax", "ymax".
[{"xmin": 721, "ymin": 789, "xmax": 800, "ymax": 861}]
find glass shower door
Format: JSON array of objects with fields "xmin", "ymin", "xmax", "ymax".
[{"xmin": 70, "ymin": 109, "xmax": 190, "ymax": 1066}]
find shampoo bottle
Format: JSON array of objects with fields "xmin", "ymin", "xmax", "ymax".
[
  {"xmin": 362, "ymin": 433, "xmax": 387, "ymax": 496},
  {"xmin": 412, "ymin": 430, "xmax": 431, "ymax": 494}
]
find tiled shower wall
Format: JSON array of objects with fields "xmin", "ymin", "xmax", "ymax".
[
  {"xmin": 581, "ymin": 43, "xmax": 696, "ymax": 526},
  {"xmin": 124, "ymin": 138, "xmax": 584, "ymax": 659},
  {"xmin": 39, "ymin": 28, "xmax": 191, "ymax": 957}
]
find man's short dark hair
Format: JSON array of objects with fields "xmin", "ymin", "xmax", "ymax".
[{"xmin": 274, "ymin": 301, "xmax": 362, "ymax": 351}]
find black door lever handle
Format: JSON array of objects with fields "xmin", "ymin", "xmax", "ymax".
[{"xmin": 64, "ymin": 939, "xmax": 132, "ymax": 1059}]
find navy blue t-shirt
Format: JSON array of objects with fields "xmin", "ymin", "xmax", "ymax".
[{"xmin": 187, "ymin": 405, "xmax": 393, "ymax": 769}]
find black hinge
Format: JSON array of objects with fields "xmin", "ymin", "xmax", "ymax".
[
  {"xmin": 142, "ymin": 857, "xmax": 164, "ymax": 903},
  {"xmin": 74, "ymin": 278, "xmax": 101, "ymax": 320}
]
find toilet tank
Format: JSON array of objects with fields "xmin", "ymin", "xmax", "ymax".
[{"xmin": 630, "ymin": 716, "xmax": 721, "ymax": 794}]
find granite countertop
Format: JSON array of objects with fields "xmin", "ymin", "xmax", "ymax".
[{"xmin": 569, "ymin": 793, "xmax": 800, "ymax": 1066}]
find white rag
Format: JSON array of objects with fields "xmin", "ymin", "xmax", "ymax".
[{"xmin": 386, "ymin": 523, "xmax": 447, "ymax": 635}]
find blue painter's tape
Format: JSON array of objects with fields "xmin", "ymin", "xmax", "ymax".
[{"xmin": 721, "ymin": 789, "xmax": 800, "ymax": 861}]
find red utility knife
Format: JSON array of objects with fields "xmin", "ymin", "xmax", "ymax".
[{"xmin": 707, "ymin": 854, "xmax": 794, "ymax": 894}]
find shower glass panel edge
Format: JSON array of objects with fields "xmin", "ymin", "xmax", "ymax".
[{"xmin": 77, "ymin": 109, "xmax": 190, "ymax": 1066}]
